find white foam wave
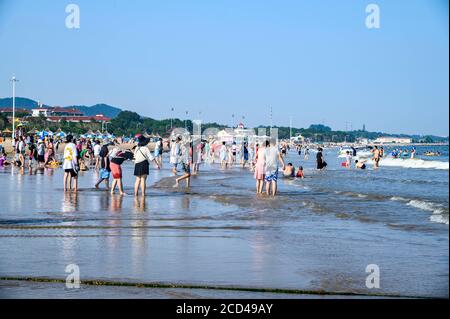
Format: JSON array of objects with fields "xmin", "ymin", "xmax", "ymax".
[
  {"xmin": 406, "ymin": 200, "xmax": 449, "ymax": 225},
  {"xmin": 390, "ymin": 196, "xmax": 408, "ymax": 202},
  {"xmin": 379, "ymin": 158, "xmax": 449, "ymax": 170}
]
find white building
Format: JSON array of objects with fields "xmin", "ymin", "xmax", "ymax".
[
  {"xmin": 31, "ymin": 108, "xmax": 51, "ymax": 117},
  {"xmin": 374, "ymin": 137, "xmax": 412, "ymax": 144}
]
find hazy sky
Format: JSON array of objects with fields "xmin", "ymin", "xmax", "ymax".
[{"xmin": 0, "ymin": 0, "xmax": 448, "ymax": 136}]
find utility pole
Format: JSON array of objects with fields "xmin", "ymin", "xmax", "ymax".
[
  {"xmin": 10, "ymin": 75, "xmax": 19, "ymax": 140},
  {"xmin": 270, "ymin": 106, "xmax": 273, "ymax": 129},
  {"xmin": 289, "ymin": 116, "xmax": 292, "ymax": 140},
  {"xmin": 170, "ymin": 107, "xmax": 174, "ymax": 130}
]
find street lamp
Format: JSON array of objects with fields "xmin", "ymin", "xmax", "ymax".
[
  {"xmin": 170, "ymin": 107, "xmax": 174, "ymax": 130},
  {"xmin": 10, "ymin": 75, "xmax": 19, "ymax": 140},
  {"xmin": 185, "ymin": 110, "xmax": 189, "ymax": 130}
]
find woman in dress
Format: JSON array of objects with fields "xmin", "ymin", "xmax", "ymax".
[
  {"xmin": 254, "ymin": 141, "xmax": 266, "ymax": 194},
  {"xmin": 316, "ymin": 147, "xmax": 327, "ymax": 170}
]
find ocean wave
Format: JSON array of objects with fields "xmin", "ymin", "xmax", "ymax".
[
  {"xmin": 406, "ymin": 200, "xmax": 449, "ymax": 225},
  {"xmin": 379, "ymin": 158, "xmax": 449, "ymax": 170}
]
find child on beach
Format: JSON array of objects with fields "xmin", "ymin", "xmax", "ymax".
[
  {"xmin": 0, "ymin": 150, "xmax": 10, "ymax": 167},
  {"xmin": 296, "ymin": 166, "xmax": 305, "ymax": 178}
]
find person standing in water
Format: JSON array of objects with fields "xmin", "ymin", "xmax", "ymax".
[
  {"xmin": 304, "ymin": 146, "xmax": 310, "ymax": 160},
  {"xmin": 372, "ymin": 146, "xmax": 381, "ymax": 169},
  {"xmin": 264, "ymin": 139, "xmax": 286, "ymax": 196},
  {"xmin": 254, "ymin": 141, "xmax": 267, "ymax": 194},
  {"xmin": 220, "ymin": 141, "xmax": 228, "ymax": 169},
  {"xmin": 63, "ymin": 135, "xmax": 79, "ymax": 192},
  {"xmin": 174, "ymin": 140, "xmax": 192, "ymax": 188},
  {"xmin": 242, "ymin": 142, "xmax": 249, "ymax": 168},
  {"xmin": 95, "ymin": 140, "xmax": 112, "ymax": 190},
  {"xmin": 133, "ymin": 135, "xmax": 160, "ymax": 197},
  {"xmin": 170, "ymin": 136, "xmax": 182, "ymax": 174},
  {"xmin": 316, "ymin": 147, "xmax": 327, "ymax": 170},
  {"xmin": 110, "ymin": 147, "xmax": 132, "ymax": 195},
  {"xmin": 154, "ymin": 137, "xmax": 163, "ymax": 168}
]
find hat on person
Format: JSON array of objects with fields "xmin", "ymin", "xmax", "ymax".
[{"xmin": 137, "ymin": 135, "xmax": 150, "ymax": 147}]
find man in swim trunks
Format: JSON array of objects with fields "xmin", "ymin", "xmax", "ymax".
[
  {"xmin": 372, "ymin": 146, "xmax": 380, "ymax": 169},
  {"xmin": 264, "ymin": 139, "xmax": 286, "ymax": 196}
]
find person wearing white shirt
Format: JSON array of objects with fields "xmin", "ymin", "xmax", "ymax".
[
  {"xmin": 63, "ymin": 135, "xmax": 79, "ymax": 192},
  {"xmin": 170, "ymin": 136, "xmax": 182, "ymax": 174},
  {"xmin": 93, "ymin": 140, "xmax": 101, "ymax": 170},
  {"xmin": 264, "ymin": 140, "xmax": 285, "ymax": 196},
  {"xmin": 134, "ymin": 135, "xmax": 160, "ymax": 197}
]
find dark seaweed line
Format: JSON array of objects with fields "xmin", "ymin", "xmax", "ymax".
[
  {"xmin": 0, "ymin": 225, "xmax": 250, "ymax": 230},
  {"xmin": 0, "ymin": 276, "xmax": 433, "ymax": 299}
]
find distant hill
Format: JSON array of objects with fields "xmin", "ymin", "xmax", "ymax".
[
  {"xmin": 65, "ymin": 104, "xmax": 122, "ymax": 118},
  {"xmin": 0, "ymin": 97, "xmax": 122, "ymax": 118},
  {"xmin": 0, "ymin": 97, "xmax": 43, "ymax": 109}
]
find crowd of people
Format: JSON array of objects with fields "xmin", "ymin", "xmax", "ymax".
[{"xmin": 1, "ymin": 130, "xmax": 399, "ymax": 198}]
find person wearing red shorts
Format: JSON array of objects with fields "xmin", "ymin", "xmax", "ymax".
[{"xmin": 110, "ymin": 148, "xmax": 132, "ymax": 195}]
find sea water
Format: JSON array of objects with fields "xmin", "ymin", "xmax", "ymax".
[{"xmin": 0, "ymin": 145, "xmax": 448, "ymax": 298}]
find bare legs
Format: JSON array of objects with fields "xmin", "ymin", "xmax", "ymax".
[
  {"xmin": 64, "ymin": 172, "xmax": 78, "ymax": 192},
  {"xmin": 256, "ymin": 179, "xmax": 264, "ymax": 194},
  {"xmin": 265, "ymin": 180, "xmax": 277, "ymax": 196},
  {"xmin": 111, "ymin": 178, "xmax": 125, "ymax": 195},
  {"xmin": 134, "ymin": 175, "xmax": 147, "ymax": 197},
  {"xmin": 175, "ymin": 173, "xmax": 191, "ymax": 188}
]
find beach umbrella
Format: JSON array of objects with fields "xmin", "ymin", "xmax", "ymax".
[
  {"xmin": 38, "ymin": 131, "xmax": 49, "ymax": 138},
  {"xmin": 55, "ymin": 131, "xmax": 66, "ymax": 138},
  {"xmin": 2, "ymin": 128, "xmax": 12, "ymax": 135}
]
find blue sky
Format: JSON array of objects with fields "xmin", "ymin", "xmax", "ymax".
[{"xmin": 0, "ymin": 0, "xmax": 448, "ymax": 136}]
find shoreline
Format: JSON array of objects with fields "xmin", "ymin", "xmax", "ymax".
[{"xmin": 0, "ymin": 277, "xmax": 425, "ymax": 299}]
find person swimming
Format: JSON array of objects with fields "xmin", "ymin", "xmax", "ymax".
[
  {"xmin": 355, "ymin": 160, "xmax": 366, "ymax": 170},
  {"xmin": 296, "ymin": 166, "xmax": 304, "ymax": 178},
  {"xmin": 283, "ymin": 163, "xmax": 295, "ymax": 177}
]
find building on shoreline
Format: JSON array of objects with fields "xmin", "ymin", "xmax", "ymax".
[{"xmin": 374, "ymin": 136, "xmax": 412, "ymax": 144}]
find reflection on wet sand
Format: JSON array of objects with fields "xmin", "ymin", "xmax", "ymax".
[{"xmin": 132, "ymin": 196, "xmax": 148, "ymax": 275}]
